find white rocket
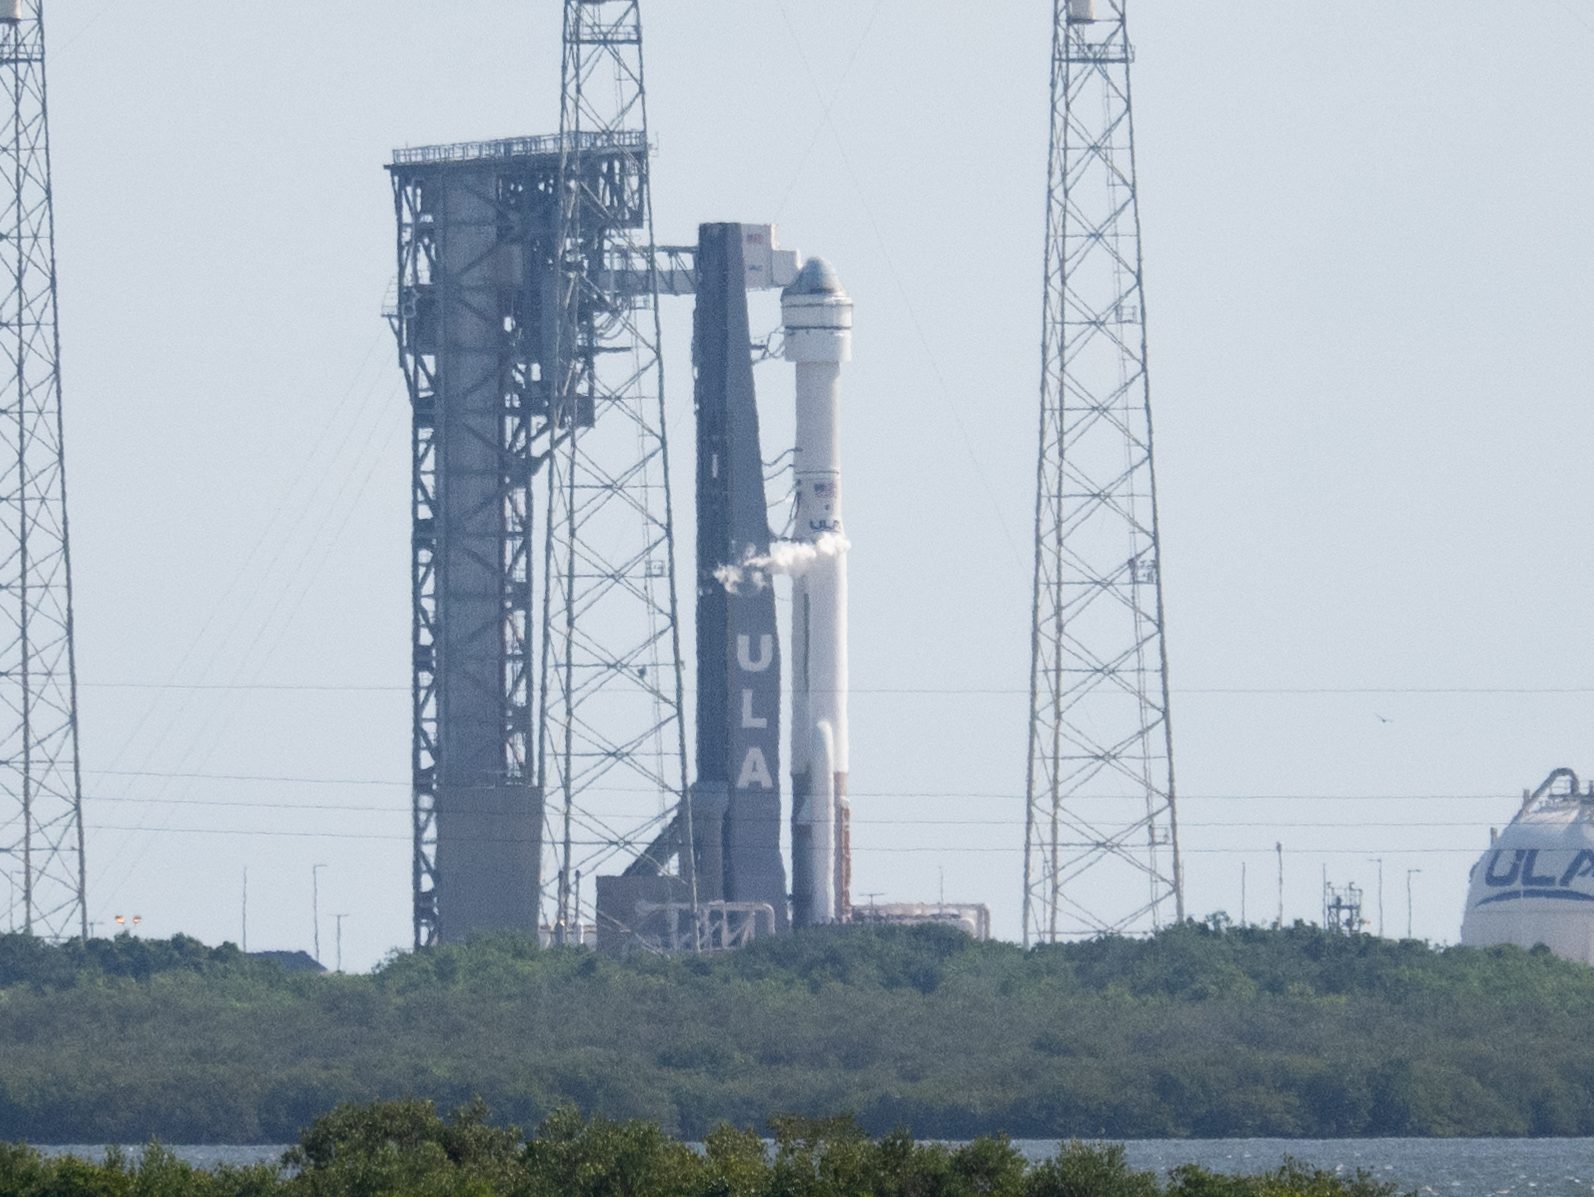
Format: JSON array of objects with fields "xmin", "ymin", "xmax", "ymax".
[{"xmin": 783, "ymin": 258, "xmax": 852, "ymax": 927}]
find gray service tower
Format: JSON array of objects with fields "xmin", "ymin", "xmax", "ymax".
[{"xmin": 388, "ymin": 135, "xmax": 581, "ymax": 945}]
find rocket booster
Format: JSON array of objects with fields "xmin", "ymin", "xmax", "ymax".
[{"xmin": 784, "ymin": 258, "xmax": 853, "ymax": 927}]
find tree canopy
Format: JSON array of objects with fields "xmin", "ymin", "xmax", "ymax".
[
  {"xmin": 1, "ymin": 922, "xmax": 1589, "ymax": 1142},
  {"xmin": 0, "ymin": 1100, "xmax": 1407, "ymax": 1197}
]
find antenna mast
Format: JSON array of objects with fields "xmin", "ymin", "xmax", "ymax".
[{"xmin": 1023, "ymin": 0, "xmax": 1183, "ymax": 944}]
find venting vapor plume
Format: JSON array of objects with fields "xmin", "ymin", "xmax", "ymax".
[{"xmin": 714, "ymin": 531, "xmax": 850, "ymax": 593}]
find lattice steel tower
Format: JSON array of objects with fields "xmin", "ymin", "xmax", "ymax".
[
  {"xmin": 1023, "ymin": 0, "xmax": 1182, "ymax": 945},
  {"xmin": 0, "ymin": 0, "xmax": 87, "ymax": 941},
  {"xmin": 543, "ymin": 0, "xmax": 693, "ymax": 943}
]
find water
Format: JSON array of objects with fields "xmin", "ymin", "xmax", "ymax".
[
  {"xmin": 35, "ymin": 1138, "xmax": 1594, "ymax": 1195},
  {"xmin": 38, "ymin": 1144, "xmax": 289, "ymax": 1170},
  {"xmin": 1026, "ymin": 1139, "xmax": 1594, "ymax": 1196}
]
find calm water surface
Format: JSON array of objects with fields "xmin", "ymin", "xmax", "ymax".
[
  {"xmin": 1030, "ymin": 1139, "xmax": 1594, "ymax": 1196},
  {"xmin": 39, "ymin": 1138, "xmax": 1594, "ymax": 1196}
]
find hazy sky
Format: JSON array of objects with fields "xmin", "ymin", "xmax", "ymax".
[{"xmin": 27, "ymin": 1, "xmax": 1594, "ymax": 967}]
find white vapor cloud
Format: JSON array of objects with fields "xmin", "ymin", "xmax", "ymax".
[{"xmin": 714, "ymin": 532, "xmax": 851, "ymax": 593}]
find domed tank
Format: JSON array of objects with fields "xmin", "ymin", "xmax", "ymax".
[{"xmin": 1460, "ymin": 767, "xmax": 1594, "ymax": 964}]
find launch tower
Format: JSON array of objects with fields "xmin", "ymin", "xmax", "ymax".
[
  {"xmin": 0, "ymin": 0, "xmax": 87, "ymax": 941},
  {"xmin": 390, "ymin": 0, "xmax": 693, "ymax": 947},
  {"xmin": 1023, "ymin": 0, "xmax": 1184, "ymax": 943},
  {"xmin": 389, "ymin": 136, "xmax": 557, "ymax": 946}
]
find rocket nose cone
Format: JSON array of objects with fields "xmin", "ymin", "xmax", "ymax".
[{"xmin": 782, "ymin": 256, "xmax": 845, "ymax": 298}]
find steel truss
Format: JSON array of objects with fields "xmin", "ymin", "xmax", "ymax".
[
  {"xmin": 542, "ymin": 0, "xmax": 695, "ymax": 943},
  {"xmin": 0, "ymin": 1, "xmax": 86, "ymax": 942},
  {"xmin": 1023, "ymin": 0, "xmax": 1183, "ymax": 945}
]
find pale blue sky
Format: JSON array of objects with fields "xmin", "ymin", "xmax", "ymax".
[{"xmin": 33, "ymin": 2, "xmax": 1594, "ymax": 965}]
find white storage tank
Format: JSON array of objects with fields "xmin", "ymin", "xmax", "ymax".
[{"xmin": 1460, "ymin": 768, "xmax": 1594, "ymax": 965}]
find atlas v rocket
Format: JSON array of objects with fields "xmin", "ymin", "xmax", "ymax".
[
  {"xmin": 684, "ymin": 234, "xmax": 854, "ymax": 932},
  {"xmin": 784, "ymin": 259, "xmax": 853, "ymax": 928}
]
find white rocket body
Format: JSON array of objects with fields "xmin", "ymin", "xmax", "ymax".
[{"xmin": 783, "ymin": 258, "xmax": 852, "ymax": 926}]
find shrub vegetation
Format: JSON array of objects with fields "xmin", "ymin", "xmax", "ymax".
[
  {"xmin": 0, "ymin": 922, "xmax": 1589, "ymax": 1141},
  {"xmin": 0, "ymin": 1099, "xmax": 1407, "ymax": 1197}
]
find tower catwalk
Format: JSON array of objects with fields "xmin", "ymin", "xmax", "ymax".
[
  {"xmin": 0, "ymin": 0, "xmax": 87, "ymax": 941},
  {"xmin": 1023, "ymin": 0, "xmax": 1183, "ymax": 944}
]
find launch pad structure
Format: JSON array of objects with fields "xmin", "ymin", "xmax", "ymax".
[
  {"xmin": 393, "ymin": 0, "xmax": 1165, "ymax": 951},
  {"xmin": 388, "ymin": 1, "xmax": 692, "ymax": 950},
  {"xmin": 602, "ymin": 222, "xmax": 793, "ymax": 948},
  {"xmin": 389, "ymin": 134, "xmax": 562, "ymax": 945},
  {"xmin": 387, "ymin": 122, "xmax": 840, "ymax": 947},
  {"xmin": 388, "ymin": 0, "xmax": 824, "ymax": 950}
]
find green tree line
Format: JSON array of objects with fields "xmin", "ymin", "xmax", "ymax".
[
  {"xmin": 1, "ymin": 922, "xmax": 1590, "ymax": 1142},
  {"xmin": 0, "ymin": 1099, "xmax": 1405, "ymax": 1197}
]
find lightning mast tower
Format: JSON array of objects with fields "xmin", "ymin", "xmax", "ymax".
[
  {"xmin": 1023, "ymin": 0, "xmax": 1182, "ymax": 944},
  {"xmin": 543, "ymin": 0, "xmax": 694, "ymax": 943},
  {"xmin": 0, "ymin": 0, "xmax": 87, "ymax": 941}
]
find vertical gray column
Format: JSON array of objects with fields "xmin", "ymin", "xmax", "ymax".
[
  {"xmin": 693, "ymin": 224, "xmax": 788, "ymax": 927},
  {"xmin": 429, "ymin": 168, "xmax": 538, "ymax": 937}
]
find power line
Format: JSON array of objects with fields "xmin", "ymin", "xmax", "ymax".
[
  {"xmin": 775, "ymin": 2, "xmax": 1023, "ymax": 563},
  {"xmin": 80, "ymin": 767, "xmax": 1530, "ymax": 804},
  {"xmin": 89, "ymin": 768, "xmax": 407, "ymax": 788},
  {"xmin": 769, "ymin": 0, "xmax": 884, "ymax": 222},
  {"xmin": 77, "ymin": 788, "xmax": 1518, "ymax": 831},
  {"xmin": 81, "ymin": 681, "xmax": 407, "ymax": 693},
  {"xmin": 74, "ymin": 680, "xmax": 1594, "ymax": 696},
  {"xmin": 51, "ymin": 0, "xmax": 115, "ymax": 56},
  {"xmin": 75, "ymin": 822, "xmax": 1487, "ymax": 856},
  {"xmin": 88, "ymin": 326, "xmax": 405, "ymax": 905}
]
